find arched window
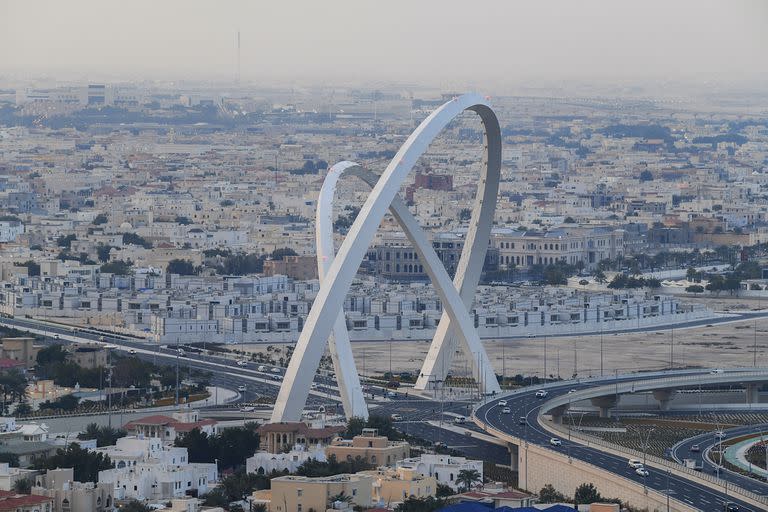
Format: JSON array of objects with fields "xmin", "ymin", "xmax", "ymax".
[{"xmin": 371, "ymin": 455, "xmax": 377, "ymax": 464}]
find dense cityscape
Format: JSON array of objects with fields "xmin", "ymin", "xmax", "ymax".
[{"xmin": 1, "ymin": 2, "xmax": 768, "ymax": 512}]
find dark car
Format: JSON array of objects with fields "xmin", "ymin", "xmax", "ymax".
[{"xmin": 725, "ymin": 503, "xmax": 740, "ymax": 512}]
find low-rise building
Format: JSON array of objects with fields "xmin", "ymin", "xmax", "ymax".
[
  {"xmin": 326, "ymin": 429, "xmax": 409, "ymax": 467},
  {"xmin": 397, "ymin": 454, "xmax": 483, "ymax": 491},
  {"xmin": 257, "ymin": 422, "xmax": 343, "ymax": 454},
  {"xmin": 0, "ymin": 490, "xmax": 54, "ymax": 512},
  {"xmin": 32, "ymin": 467, "xmax": 114, "ymax": 512},
  {"xmin": 122, "ymin": 410, "xmax": 217, "ymax": 444},
  {"xmin": 96, "ymin": 436, "xmax": 217, "ymax": 501},
  {"xmin": 360, "ymin": 467, "xmax": 436, "ymax": 505},
  {"xmin": 0, "ymin": 463, "xmax": 36, "ymax": 492},
  {"xmin": 268, "ymin": 473, "xmax": 373, "ymax": 512}
]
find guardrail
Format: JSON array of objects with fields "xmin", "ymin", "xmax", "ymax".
[
  {"xmin": 545, "ymin": 419, "xmax": 768, "ymax": 508},
  {"xmin": 472, "ymin": 411, "xmax": 698, "ymax": 512}
]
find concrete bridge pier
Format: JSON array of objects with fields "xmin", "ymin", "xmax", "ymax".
[
  {"xmin": 653, "ymin": 389, "xmax": 676, "ymax": 411},
  {"xmin": 745, "ymin": 383, "xmax": 760, "ymax": 403},
  {"xmin": 508, "ymin": 442, "xmax": 519, "ymax": 471},
  {"xmin": 591, "ymin": 396, "xmax": 617, "ymax": 418},
  {"xmin": 549, "ymin": 404, "xmax": 569, "ymax": 424}
]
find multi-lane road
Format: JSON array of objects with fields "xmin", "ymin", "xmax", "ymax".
[{"xmin": 476, "ymin": 376, "xmax": 762, "ymax": 511}]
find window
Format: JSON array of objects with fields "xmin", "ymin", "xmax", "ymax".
[{"xmin": 297, "ymin": 489, "xmax": 303, "ymax": 497}]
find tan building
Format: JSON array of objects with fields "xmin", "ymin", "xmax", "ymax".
[
  {"xmin": 360, "ymin": 467, "xmax": 436, "ymax": 505},
  {"xmin": 269, "ymin": 473, "xmax": 373, "ymax": 512},
  {"xmin": 67, "ymin": 342, "xmax": 107, "ymax": 369},
  {"xmin": 33, "ymin": 468, "xmax": 113, "ymax": 512},
  {"xmin": 0, "ymin": 338, "xmax": 39, "ymax": 369},
  {"xmin": 257, "ymin": 422, "xmax": 344, "ymax": 454},
  {"xmin": 0, "ymin": 489, "xmax": 54, "ymax": 512},
  {"xmin": 326, "ymin": 429, "xmax": 409, "ymax": 467},
  {"xmin": 262, "ymin": 255, "xmax": 318, "ymax": 280}
]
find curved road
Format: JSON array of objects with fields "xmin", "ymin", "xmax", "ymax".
[{"xmin": 476, "ymin": 375, "xmax": 762, "ymax": 511}]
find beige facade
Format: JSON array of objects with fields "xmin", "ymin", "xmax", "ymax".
[
  {"xmin": 360, "ymin": 467, "xmax": 436, "ymax": 505},
  {"xmin": 257, "ymin": 422, "xmax": 344, "ymax": 455},
  {"xmin": 0, "ymin": 338, "xmax": 39, "ymax": 368},
  {"xmin": 67, "ymin": 342, "xmax": 107, "ymax": 369},
  {"xmin": 33, "ymin": 468, "xmax": 113, "ymax": 512},
  {"xmin": 263, "ymin": 255, "xmax": 318, "ymax": 281},
  {"xmin": 269, "ymin": 473, "xmax": 373, "ymax": 512},
  {"xmin": 326, "ymin": 429, "xmax": 409, "ymax": 467}
]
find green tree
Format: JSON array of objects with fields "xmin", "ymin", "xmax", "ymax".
[
  {"xmin": 436, "ymin": 483, "xmax": 454, "ymax": 497},
  {"xmin": 574, "ymin": 482, "xmax": 602, "ymax": 504},
  {"xmin": 77, "ymin": 423, "xmax": 127, "ymax": 447},
  {"xmin": 100, "ymin": 260, "xmax": 132, "ymax": 275},
  {"xmin": 122, "ymin": 232, "xmax": 152, "ymax": 248},
  {"xmin": 175, "ymin": 216, "xmax": 192, "ymax": 225},
  {"xmin": 455, "ymin": 468, "xmax": 482, "ymax": 492},
  {"xmin": 35, "ymin": 443, "xmax": 113, "ymax": 482},
  {"xmin": 0, "ymin": 453, "xmax": 19, "ymax": 467},
  {"xmin": 270, "ymin": 248, "xmax": 298, "ymax": 261},
  {"xmin": 92, "ymin": 213, "xmax": 108, "ymax": 225},
  {"xmin": 538, "ymin": 483, "xmax": 571, "ymax": 503},
  {"xmin": 12, "ymin": 477, "xmax": 31, "ymax": 493},
  {"xmin": 14, "ymin": 402, "xmax": 32, "ymax": 416},
  {"xmin": 56, "ymin": 234, "xmax": 77, "ymax": 248},
  {"xmin": 394, "ymin": 496, "xmax": 445, "ymax": 512},
  {"xmin": 458, "ymin": 208, "xmax": 472, "ymax": 221},
  {"xmin": 37, "ymin": 344, "xmax": 68, "ymax": 366},
  {"xmin": 167, "ymin": 259, "xmax": 196, "ymax": 275},
  {"xmin": 593, "ymin": 269, "xmax": 606, "ymax": 284},
  {"xmin": 14, "ymin": 260, "xmax": 40, "ymax": 276},
  {"xmin": 639, "ymin": 170, "xmax": 654, "ymax": 182},
  {"xmin": 96, "ymin": 245, "xmax": 113, "ymax": 263}
]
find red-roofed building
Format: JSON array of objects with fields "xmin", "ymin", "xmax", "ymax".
[
  {"xmin": 0, "ymin": 490, "xmax": 53, "ymax": 512},
  {"xmin": 257, "ymin": 422, "xmax": 344, "ymax": 454},
  {"xmin": 450, "ymin": 488, "xmax": 536, "ymax": 508},
  {"xmin": 123, "ymin": 410, "xmax": 217, "ymax": 443}
]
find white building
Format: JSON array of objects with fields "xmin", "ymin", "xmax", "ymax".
[
  {"xmin": 96, "ymin": 437, "xmax": 217, "ymax": 501},
  {"xmin": 0, "ymin": 220, "xmax": 24, "ymax": 242},
  {"xmin": 246, "ymin": 443, "xmax": 327, "ymax": 476},
  {"xmin": 397, "ymin": 454, "xmax": 483, "ymax": 491}
]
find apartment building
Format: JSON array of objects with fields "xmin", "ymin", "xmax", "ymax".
[
  {"xmin": 326, "ymin": 429, "xmax": 409, "ymax": 467},
  {"xmin": 268, "ymin": 473, "xmax": 373, "ymax": 512}
]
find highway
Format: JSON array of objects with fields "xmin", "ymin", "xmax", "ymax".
[
  {"xmin": 6, "ymin": 316, "xmax": 767, "ymax": 510},
  {"xmin": 672, "ymin": 423, "xmax": 768, "ymax": 495},
  {"xmin": 476, "ymin": 376, "xmax": 761, "ymax": 511}
]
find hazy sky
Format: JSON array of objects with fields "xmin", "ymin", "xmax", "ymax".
[{"xmin": 2, "ymin": 0, "xmax": 766, "ymax": 86}]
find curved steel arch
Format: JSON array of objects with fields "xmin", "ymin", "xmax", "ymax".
[{"xmin": 272, "ymin": 93, "xmax": 502, "ymax": 422}]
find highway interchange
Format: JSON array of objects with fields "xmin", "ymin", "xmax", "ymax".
[{"xmin": 3, "ymin": 316, "xmax": 768, "ymax": 511}]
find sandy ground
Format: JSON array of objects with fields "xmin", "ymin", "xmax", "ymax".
[{"xmin": 241, "ymin": 296, "xmax": 768, "ymax": 380}]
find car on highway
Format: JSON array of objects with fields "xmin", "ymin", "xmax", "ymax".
[
  {"xmin": 628, "ymin": 458, "xmax": 644, "ymax": 469},
  {"xmin": 502, "ymin": 407, "xmax": 511, "ymax": 414},
  {"xmin": 386, "ymin": 391, "xmax": 396, "ymax": 398},
  {"xmin": 391, "ymin": 414, "xmax": 402, "ymax": 421},
  {"xmin": 240, "ymin": 406, "xmax": 255, "ymax": 412},
  {"xmin": 535, "ymin": 389, "xmax": 548, "ymax": 398},
  {"xmin": 453, "ymin": 416, "xmax": 466, "ymax": 424},
  {"xmin": 99, "ymin": 335, "xmax": 105, "ymax": 342},
  {"xmin": 549, "ymin": 438, "xmax": 562, "ymax": 447},
  {"xmin": 690, "ymin": 444, "xmax": 701, "ymax": 452},
  {"xmin": 498, "ymin": 400, "xmax": 507, "ymax": 406},
  {"xmin": 518, "ymin": 416, "xmax": 526, "ymax": 425},
  {"xmin": 715, "ymin": 430, "xmax": 726, "ymax": 439},
  {"xmin": 724, "ymin": 503, "xmax": 740, "ymax": 512},
  {"xmin": 177, "ymin": 349, "xmax": 186, "ymax": 356},
  {"xmin": 53, "ymin": 334, "xmax": 60, "ymax": 339},
  {"xmin": 434, "ymin": 442, "xmax": 447, "ymax": 449},
  {"xmin": 271, "ymin": 375, "xmax": 280, "ymax": 381},
  {"xmin": 271, "ymin": 367, "xmax": 281, "ymax": 374},
  {"xmin": 311, "ymin": 382, "xmax": 318, "ymax": 390},
  {"xmin": 568, "ymin": 389, "xmax": 576, "ymax": 394},
  {"xmin": 710, "ymin": 368, "xmax": 724, "ymax": 374},
  {"xmin": 635, "ymin": 467, "xmax": 649, "ymax": 477},
  {"xmin": 257, "ymin": 365, "xmax": 267, "ymax": 371},
  {"xmin": 237, "ymin": 385, "xmax": 247, "ymax": 392},
  {"xmin": 129, "ymin": 349, "xmax": 137, "ymax": 355},
  {"xmin": 236, "ymin": 360, "xmax": 248, "ymax": 367}
]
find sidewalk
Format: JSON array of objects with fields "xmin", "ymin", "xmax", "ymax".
[{"xmin": 723, "ymin": 437, "xmax": 768, "ymax": 478}]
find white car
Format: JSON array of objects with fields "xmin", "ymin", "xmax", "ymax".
[
  {"xmin": 53, "ymin": 334, "xmax": 60, "ymax": 340},
  {"xmin": 710, "ymin": 368, "xmax": 724, "ymax": 374},
  {"xmin": 535, "ymin": 389, "xmax": 548, "ymax": 398},
  {"xmin": 257, "ymin": 365, "xmax": 267, "ymax": 371},
  {"xmin": 715, "ymin": 430, "xmax": 726, "ymax": 439},
  {"xmin": 628, "ymin": 458, "xmax": 644, "ymax": 469},
  {"xmin": 453, "ymin": 416, "xmax": 466, "ymax": 424},
  {"xmin": 498, "ymin": 400, "xmax": 508, "ymax": 406},
  {"xmin": 311, "ymin": 382, "xmax": 318, "ymax": 390},
  {"xmin": 237, "ymin": 385, "xmax": 247, "ymax": 392},
  {"xmin": 549, "ymin": 438, "xmax": 562, "ymax": 446},
  {"xmin": 568, "ymin": 389, "xmax": 577, "ymax": 394},
  {"xmin": 635, "ymin": 467, "xmax": 649, "ymax": 477},
  {"xmin": 236, "ymin": 360, "xmax": 248, "ymax": 367},
  {"xmin": 391, "ymin": 414, "xmax": 403, "ymax": 421},
  {"xmin": 271, "ymin": 367, "xmax": 281, "ymax": 374},
  {"xmin": 129, "ymin": 349, "xmax": 137, "ymax": 355},
  {"xmin": 502, "ymin": 407, "xmax": 511, "ymax": 414}
]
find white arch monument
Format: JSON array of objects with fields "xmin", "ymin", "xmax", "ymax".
[{"xmin": 271, "ymin": 93, "xmax": 503, "ymax": 422}]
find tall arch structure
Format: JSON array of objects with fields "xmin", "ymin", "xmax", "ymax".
[{"xmin": 272, "ymin": 93, "xmax": 502, "ymax": 422}]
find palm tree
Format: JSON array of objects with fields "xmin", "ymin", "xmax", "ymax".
[
  {"xmin": 455, "ymin": 468, "xmax": 482, "ymax": 492},
  {"xmin": 328, "ymin": 491, "xmax": 353, "ymax": 507}
]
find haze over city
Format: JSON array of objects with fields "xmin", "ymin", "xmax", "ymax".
[{"xmin": 2, "ymin": 2, "xmax": 768, "ymax": 512}]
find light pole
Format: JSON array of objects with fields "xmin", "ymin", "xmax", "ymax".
[
  {"xmin": 600, "ymin": 322, "xmax": 604, "ymax": 377},
  {"xmin": 641, "ymin": 428, "xmax": 655, "ymax": 491},
  {"xmin": 543, "ymin": 334, "xmax": 547, "ymax": 380}
]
